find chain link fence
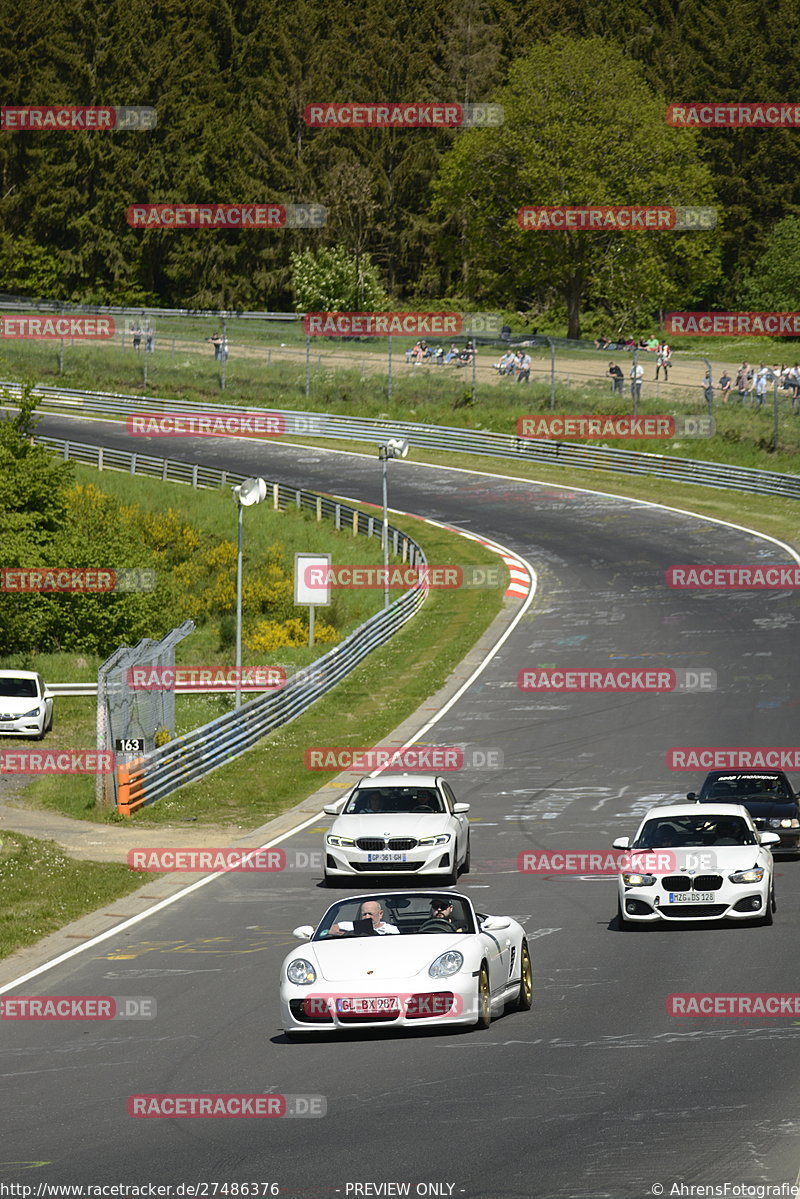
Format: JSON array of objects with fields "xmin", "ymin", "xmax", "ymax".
[{"xmin": 96, "ymin": 621, "xmax": 195, "ymax": 806}]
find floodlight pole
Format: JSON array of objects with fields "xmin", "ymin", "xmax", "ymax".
[
  {"xmin": 380, "ymin": 445, "xmax": 390, "ymax": 610},
  {"xmin": 235, "ymin": 494, "xmax": 244, "ymax": 710}
]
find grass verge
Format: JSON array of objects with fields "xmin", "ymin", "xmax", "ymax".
[{"xmin": 0, "ymin": 830, "xmax": 146, "ymax": 961}]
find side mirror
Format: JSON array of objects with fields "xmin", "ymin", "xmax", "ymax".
[
  {"xmin": 686, "ymin": 792, "xmax": 697, "ymax": 802},
  {"xmin": 759, "ymin": 832, "xmax": 781, "ymax": 846},
  {"xmin": 481, "ymin": 916, "xmax": 511, "ymax": 932},
  {"xmin": 323, "ymin": 805, "xmax": 339, "ymax": 816},
  {"xmin": 453, "ymin": 803, "xmax": 470, "ymax": 814},
  {"xmin": 292, "ymin": 925, "xmax": 314, "ymax": 941},
  {"xmin": 612, "ymin": 836, "xmax": 630, "ymax": 850}
]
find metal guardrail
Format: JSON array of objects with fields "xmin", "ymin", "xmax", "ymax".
[
  {"xmin": 7, "ymin": 381, "xmax": 800, "ymax": 500},
  {"xmin": 34, "ymin": 436, "xmax": 428, "ymax": 814}
]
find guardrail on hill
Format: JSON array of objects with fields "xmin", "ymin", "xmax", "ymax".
[
  {"xmin": 34, "ymin": 436, "xmax": 429, "ymax": 815},
  {"xmin": 9, "ymin": 381, "xmax": 800, "ymax": 500}
]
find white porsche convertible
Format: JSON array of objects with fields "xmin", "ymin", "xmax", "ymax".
[{"xmin": 280, "ymin": 890, "xmax": 532, "ymax": 1034}]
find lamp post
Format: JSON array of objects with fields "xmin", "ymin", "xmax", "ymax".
[
  {"xmin": 378, "ymin": 439, "xmax": 409, "ymax": 609},
  {"xmin": 232, "ymin": 477, "xmax": 267, "ymax": 710}
]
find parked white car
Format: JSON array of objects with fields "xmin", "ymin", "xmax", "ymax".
[
  {"xmin": 614, "ymin": 803, "xmax": 779, "ymax": 926},
  {"xmin": 323, "ymin": 773, "xmax": 470, "ymax": 885},
  {"xmin": 0, "ymin": 671, "xmax": 54, "ymax": 740},
  {"xmin": 280, "ymin": 890, "xmax": 531, "ymax": 1034}
]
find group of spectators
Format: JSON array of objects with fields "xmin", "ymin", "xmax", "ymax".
[
  {"xmin": 130, "ymin": 319, "xmax": 155, "ymax": 352},
  {"xmin": 714, "ymin": 362, "xmax": 800, "ymax": 409},
  {"xmin": 405, "ymin": 340, "xmax": 474, "ymax": 366},
  {"xmin": 493, "ymin": 348, "xmax": 532, "ymax": 382}
]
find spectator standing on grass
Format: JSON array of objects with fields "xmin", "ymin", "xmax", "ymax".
[
  {"xmin": 790, "ymin": 364, "xmax": 800, "ymax": 412},
  {"xmin": 143, "ymin": 318, "xmax": 154, "ymax": 353},
  {"xmin": 516, "ymin": 350, "xmax": 531, "ymax": 383},
  {"xmin": 219, "ymin": 334, "xmax": 229, "ymax": 364},
  {"xmin": 607, "ymin": 362, "xmax": 624, "ymax": 394},
  {"xmin": 630, "ymin": 360, "xmax": 644, "ymax": 402},
  {"xmin": 735, "ymin": 362, "xmax": 751, "ymax": 405},
  {"xmin": 655, "ymin": 342, "xmax": 672, "ymax": 380},
  {"xmin": 754, "ymin": 364, "xmax": 769, "ymax": 407},
  {"xmin": 702, "ymin": 369, "xmax": 714, "ymax": 406},
  {"xmin": 718, "ymin": 370, "xmax": 732, "ymax": 403},
  {"xmin": 131, "ymin": 320, "xmax": 142, "ymax": 351}
]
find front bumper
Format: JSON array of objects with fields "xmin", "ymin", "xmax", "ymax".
[
  {"xmin": 618, "ymin": 878, "xmax": 771, "ymax": 922},
  {"xmin": 281, "ymin": 975, "xmax": 477, "ymax": 1032},
  {"xmin": 0, "ymin": 716, "xmax": 45, "ymax": 737},
  {"xmin": 324, "ymin": 844, "xmax": 455, "ymax": 877}
]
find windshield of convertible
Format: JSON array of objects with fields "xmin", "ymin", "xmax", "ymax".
[
  {"xmin": 699, "ymin": 773, "xmax": 794, "ymax": 802},
  {"xmin": 342, "ymin": 786, "xmax": 444, "ymax": 815},
  {"xmin": 634, "ymin": 814, "xmax": 757, "ymax": 849},
  {"xmin": 313, "ymin": 894, "xmax": 475, "ymax": 939}
]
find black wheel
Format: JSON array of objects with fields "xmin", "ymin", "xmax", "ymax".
[
  {"xmin": 760, "ymin": 889, "xmax": 774, "ymax": 926},
  {"xmin": 506, "ymin": 940, "xmax": 532, "ymax": 1012},
  {"xmin": 46, "ymin": 709, "xmax": 53, "ymax": 734},
  {"xmin": 443, "ymin": 856, "xmax": 458, "ymax": 886},
  {"xmin": 462, "ymin": 835, "xmax": 471, "ymax": 875},
  {"xmin": 475, "ymin": 964, "xmax": 492, "ymax": 1029}
]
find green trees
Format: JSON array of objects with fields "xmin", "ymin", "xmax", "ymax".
[
  {"xmin": 738, "ymin": 217, "xmax": 800, "ymax": 310},
  {"xmin": 433, "ymin": 36, "xmax": 720, "ymax": 337},
  {"xmin": 290, "ymin": 245, "xmax": 390, "ymax": 312}
]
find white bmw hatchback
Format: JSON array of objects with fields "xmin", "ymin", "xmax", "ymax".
[
  {"xmin": 614, "ymin": 803, "xmax": 779, "ymax": 926},
  {"xmin": 0, "ymin": 671, "xmax": 54, "ymax": 740},
  {"xmin": 323, "ymin": 773, "xmax": 471, "ymax": 885}
]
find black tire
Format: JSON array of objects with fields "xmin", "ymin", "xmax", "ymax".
[
  {"xmin": 462, "ymin": 835, "xmax": 471, "ymax": 876},
  {"xmin": 507, "ymin": 940, "xmax": 532, "ymax": 1012},
  {"xmin": 760, "ymin": 889, "xmax": 775, "ymax": 926},
  {"xmin": 475, "ymin": 964, "xmax": 492, "ymax": 1029},
  {"xmin": 617, "ymin": 897, "xmax": 632, "ymax": 929},
  {"xmin": 46, "ymin": 710, "xmax": 53, "ymax": 734}
]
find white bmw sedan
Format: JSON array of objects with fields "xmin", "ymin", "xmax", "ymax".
[
  {"xmin": 322, "ymin": 773, "xmax": 470, "ymax": 885},
  {"xmin": 280, "ymin": 890, "xmax": 531, "ymax": 1035},
  {"xmin": 0, "ymin": 671, "xmax": 54, "ymax": 740},
  {"xmin": 614, "ymin": 803, "xmax": 779, "ymax": 926}
]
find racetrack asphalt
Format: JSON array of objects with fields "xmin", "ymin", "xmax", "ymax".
[{"xmin": 1, "ymin": 412, "xmax": 799, "ymax": 1198}]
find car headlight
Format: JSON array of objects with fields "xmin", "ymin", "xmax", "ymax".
[
  {"xmin": 728, "ymin": 868, "xmax": 765, "ymax": 884},
  {"xmin": 418, "ymin": 834, "xmax": 451, "ymax": 846},
  {"xmin": 21, "ymin": 706, "xmax": 42, "ymax": 719},
  {"xmin": 428, "ymin": 950, "xmax": 463, "ymax": 978},
  {"xmin": 326, "ymin": 835, "xmax": 356, "ymax": 848},
  {"xmin": 621, "ymin": 872, "xmax": 656, "ymax": 886},
  {"xmin": 770, "ymin": 818, "xmax": 799, "ymax": 829},
  {"xmin": 286, "ymin": 959, "xmax": 317, "ymax": 985}
]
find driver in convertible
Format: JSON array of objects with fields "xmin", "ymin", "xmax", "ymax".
[
  {"xmin": 330, "ymin": 900, "xmax": 399, "ymax": 936},
  {"xmin": 424, "ymin": 898, "xmax": 465, "ymax": 933}
]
